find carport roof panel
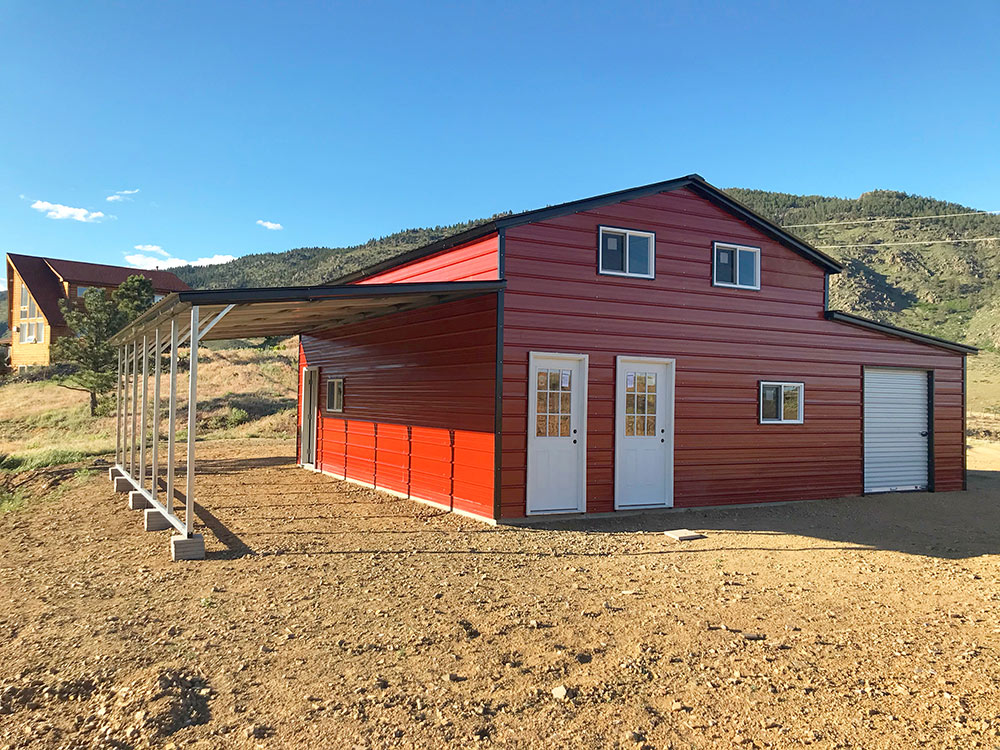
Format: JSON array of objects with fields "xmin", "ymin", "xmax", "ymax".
[{"xmin": 111, "ymin": 280, "xmax": 505, "ymax": 344}]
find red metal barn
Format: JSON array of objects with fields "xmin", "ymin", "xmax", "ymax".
[{"xmin": 297, "ymin": 175, "xmax": 974, "ymax": 523}]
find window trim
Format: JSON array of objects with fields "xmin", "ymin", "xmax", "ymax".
[
  {"xmin": 713, "ymin": 242, "xmax": 761, "ymax": 290},
  {"xmin": 326, "ymin": 377, "xmax": 344, "ymax": 413},
  {"xmin": 759, "ymin": 381, "xmax": 804, "ymax": 425},
  {"xmin": 598, "ymin": 226, "xmax": 656, "ymax": 279}
]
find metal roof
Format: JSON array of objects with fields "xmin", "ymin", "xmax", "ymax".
[
  {"xmin": 328, "ymin": 174, "xmax": 844, "ymax": 284},
  {"xmin": 825, "ymin": 310, "xmax": 977, "ymax": 354},
  {"xmin": 43, "ymin": 257, "xmax": 190, "ymax": 291},
  {"xmin": 110, "ymin": 280, "xmax": 505, "ymax": 345}
]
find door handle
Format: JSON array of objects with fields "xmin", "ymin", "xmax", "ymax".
[{"xmin": 920, "ymin": 431, "xmax": 928, "ymax": 437}]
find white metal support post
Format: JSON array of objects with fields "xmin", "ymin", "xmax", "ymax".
[
  {"xmin": 121, "ymin": 345, "xmax": 128, "ymax": 471},
  {"xmin": 125, "ymin": 345, "xmax": 132, "ymax": 472},
  {"xmin": 185, "ymin": 305, "xmax": 199, "ymax": 536},
  {"xmin": 152, "ymin": 328, "xmax": 162, "ymax": 504},
  {"xmin": 139, "ymin": 334, "xmax": 149, "ymax": 490},
  {"xmin": 166, "ymin": 318, "xmax": 178, "ymax": 515},
  {"xmin": 130, "ymin": 341, "xmax": 138, "ymax": 477},
  {"xmin": 170, "ymin": 306, "xmax": 205, "ymax": 560},
  {"xmin": 115, "ymin": 347, "xmax": 123, "ymax": 467}
]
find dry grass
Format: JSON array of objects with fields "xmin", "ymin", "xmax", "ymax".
[
  {"xmin": 966, "ymin": 349, "xmax": 1000, "ymax": 413},
  {"xmin": 0, "ymin": 340, "xmax": 298, "ymax": 469}
]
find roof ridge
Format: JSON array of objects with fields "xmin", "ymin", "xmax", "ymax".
[{"xmin": 325, "ymin": 174, "xmax": 843, "ymax": 284}]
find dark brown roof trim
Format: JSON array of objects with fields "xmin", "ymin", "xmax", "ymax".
[
  {"xmin": 326, "ymin": 174, "xmax": 844, "ymax": 284},
  {"xmin": 825, "ymin": 310, "xmax": 977, "ymax": 354}
]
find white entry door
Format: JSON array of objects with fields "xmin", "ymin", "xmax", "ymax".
[
  {"xmin": 864, "ymin": 368, "xmax": 929, "ymax": 492},
  {"xmin": 615, "ymin": 357, "xmax": 675, "ymax": 509},
  {"xmin": 526, "ymin": 353, "xmax": 587, "ymax": 514},
  {"xmin": 300, "ymin": 367, "xmax": 319, "ymax": 469}
]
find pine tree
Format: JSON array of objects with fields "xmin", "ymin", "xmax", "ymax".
[{"xmin": 52, "ymin": 276, "xmax": 155, "ymax": 416}]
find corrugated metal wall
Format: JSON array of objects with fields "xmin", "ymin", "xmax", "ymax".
[
  {"xmin": 298, "ymin": 294, "xmax": 498, "ymax": 519},
  {"xmin": 500, "ymin": 187, "xmax": 966, "ymax": 518},
  {"xmin": 358, "ymin": 234, "xmax": 500, "ymax": 284}
]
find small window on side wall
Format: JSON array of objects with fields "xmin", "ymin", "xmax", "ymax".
[
  {"xmin": 713, "ymin": 242, "xmax": 760, "ymax": 290},
  {"xmin": 599, "ymin": 227, "xmax": 655, "ymax": 279},
  {"xmin": 760, "ymin": 381, "xmax": 803, "ymax": 424},
  {"xmin": 326, "ymin": 378, "xmax": 344, "ymax": 413}
]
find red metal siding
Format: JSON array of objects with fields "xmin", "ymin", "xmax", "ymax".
[
  {"xmin": 299, "ymin": 294, "xmax": 497, "ymax": 520},
  {"xmin": 500, "ymin": 187, "xmax": 966, "ymax": 518},
  {"xmin": 358, "ymin": 234, "xmax": 500, "ymax": 284}
]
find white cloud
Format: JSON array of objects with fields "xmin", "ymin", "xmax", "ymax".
[
  {"xmin": 124, "ymin": 250, "xmax": 236, "ymax": 270},
  {"xmin": 133, "ymin": 244, "xmax": 169, "ymax": 257},
  {"xmin": 30, "ymin": 200, "xmax": 105, "ymax": 223},
  {"xmin": 189, "ymin": 254, "xmax": 236, "ymax": 267},
  {"xmin": 107, "ymin": 188, "xmax": 140, "ymax": 202},
  {"xmin": 125, "ymin": 254, "xmax": 187, "ymax": 269},
  {"xmin": 256, "ymin": 219, "xmax": 283, "ymax": 230}
]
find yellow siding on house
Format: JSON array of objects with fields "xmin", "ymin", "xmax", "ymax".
[{"xmin": 10, "ymin": 271, "xmax": 53, "ymax": 370}]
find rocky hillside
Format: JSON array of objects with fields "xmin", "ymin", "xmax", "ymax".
[{"xmin": 729, "ymin": 189, "xmax": 1000, "ymax": 347}]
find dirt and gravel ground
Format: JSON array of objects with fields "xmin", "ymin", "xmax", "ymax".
[{"xmin": 1, "ymin": 438, "xmax": 999, "ymax": 749}]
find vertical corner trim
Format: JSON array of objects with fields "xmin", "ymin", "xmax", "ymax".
[{"xmin": 493, "ymin": 285, "xmax": 504, "ymax": 522}]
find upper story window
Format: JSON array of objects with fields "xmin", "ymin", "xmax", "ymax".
[
  {"xmin": 599, "ymin": 227, "xmax": 655, "ymax": 279},
  {"xmin": 76, "ymin": 286, "xmax": 90, "ymax": 297},
  {"xmin": 19, "ymin": 286, "xmax": 37, "ymax": 319},
  {"xmin": 154, "ymin": 294, "xmax": 164, "ymax": 303},
  {"xmin": 760, "ymin": 381, "xmax": 803, "ymax": 424},
  {"xmin": 713, "ymin": 242, "xmax": 760, "ymax": 290}
]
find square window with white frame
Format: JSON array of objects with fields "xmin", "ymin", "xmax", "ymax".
[
  {"xmin": 759, "ymin": 381, "xmax": 803, "ymax": 424},
  {"xmin": 326, "ymin": 378, "xmax": 344, "ymax": 413},
  {"xmin": 599, "ymin": 227, "xmax": 655, "ymax": 278},
  {"xmin": 713, "ymin": 242, "xmax": 760, "ymax": 290}
]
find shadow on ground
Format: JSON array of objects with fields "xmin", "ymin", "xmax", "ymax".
[
  {"xmin": 528, "ymin": 470, "xmax": 1000, "ymax": 560},
  {"xmin": 175, "ymin": 449, "xmax": 1000, "ymax": 563}
]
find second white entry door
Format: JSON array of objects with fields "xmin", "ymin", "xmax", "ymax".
[
  {"xmin": 615, "ymin": 357, "xmax": 674, "ymax": 509},
  {"xmin": 526, "ymin": 353, "xmax": 587, "ymax": 514}
]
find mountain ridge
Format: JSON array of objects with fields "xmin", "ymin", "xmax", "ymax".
[
  {"xmin": 6, "ymin": 187, "xmax": 995, "ymax": 348},
  {"xmin": 173, "ymin": 186, "xmax": 1000, "ymax": 348}
]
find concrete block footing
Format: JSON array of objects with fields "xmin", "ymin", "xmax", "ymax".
[
  {"xmin": 113, "ymin": 476, "xmax": 134, "ymax": 493},
  {"xmin": 108, "ymin": 467, "xmax": 122, "ymax": 482},
  {"xmin": 144, "ymin": 509, "xmax": 172, "ymax": 532},
  {"xmin": 171, "ymin": 534, "xmax": 205, "ymax": 561},
  {"xmin": 129, "ymin": 491, "xmax": 151, "ymax": 510}
]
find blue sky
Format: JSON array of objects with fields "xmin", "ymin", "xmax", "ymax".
[{"xmin": 1, "ymin": 1, "xmax": 998, "ymax": 278}]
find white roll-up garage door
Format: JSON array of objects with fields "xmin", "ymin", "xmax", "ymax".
[{"xmin": 863, "ymin": 368, "xmax": 930, "ymax": 493}]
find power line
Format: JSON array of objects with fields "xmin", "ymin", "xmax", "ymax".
[
  {"xmin": 816, "ymin": 236, "xmax": 1000, "ymax": 249},
  {"xmin": 784, "ymin": 209, "xmax": 1000, "ymax": 228}
]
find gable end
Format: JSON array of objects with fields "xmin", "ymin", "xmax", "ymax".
[{"xmin": 328, "ymin": 175, "xmax": 843, "ymax": 285}]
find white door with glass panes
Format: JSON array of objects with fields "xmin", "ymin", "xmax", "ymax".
[
  {"xmin": 526, "ymin": 353, "xmax": 587, "ymax": 514},
  {"xmin": 615, "ymin": 357, "xmax": 674, "ymax": 509}
]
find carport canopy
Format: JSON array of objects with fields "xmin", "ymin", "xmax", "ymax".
[
  {"xmin": 112, "ymin": 280, "xmax": 505, "ymax": 344},
  {"xmin": 107, "ymin": 280, "xmax": 504, "ymax": 559}
]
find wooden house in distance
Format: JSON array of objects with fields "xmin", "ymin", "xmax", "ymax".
[{"xmin": 5, "ymin": 254, "xmax": 189, "ymax": 372}]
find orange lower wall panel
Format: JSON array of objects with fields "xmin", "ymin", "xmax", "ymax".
[
  {"xmin": 300, "ymin": 295, "xmax": 498, "ymax": 520},
  {"xmin": 317, "ymin": 419, "xmax": 494, "ymax": 518}
]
